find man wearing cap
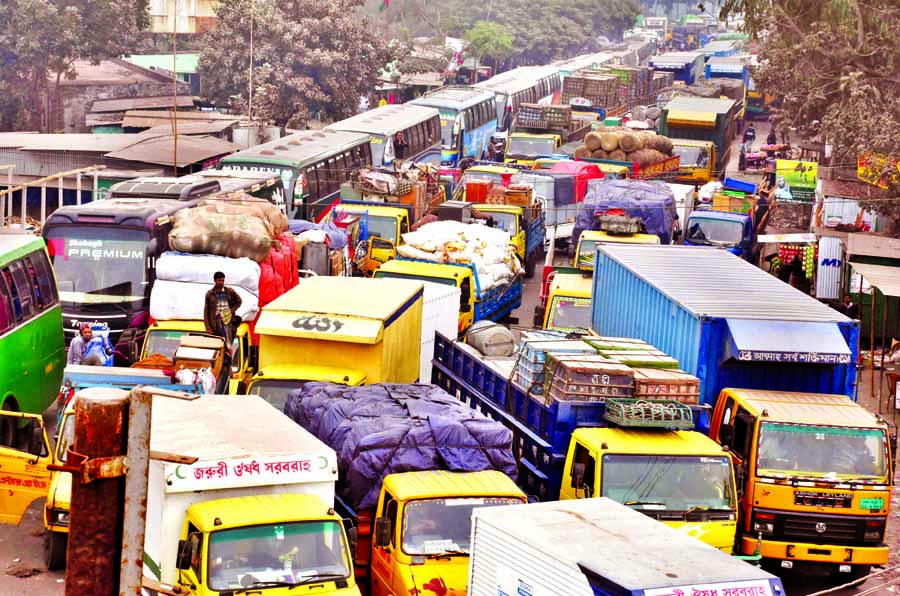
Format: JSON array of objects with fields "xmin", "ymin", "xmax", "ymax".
[{"xmin": 204, "ymin": 271, "xmax": 242, "ymax": 345}]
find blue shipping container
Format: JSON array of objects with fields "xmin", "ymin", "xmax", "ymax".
[{"xmin": 591, "ymin": 245, "xmax": 859, "ymax": 406}]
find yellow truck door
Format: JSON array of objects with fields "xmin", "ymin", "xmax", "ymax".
[
  {"xmin": 560, "ymin": 439, "xmax": 598, "ymax": 500},
  {"xmin": 0, "ymin": 411, "xmax": 52, "ymax": 524}
]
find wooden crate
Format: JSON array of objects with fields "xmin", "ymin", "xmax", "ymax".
[
  {"xmin": 542, "ymin": 354, "xmax": 634, "ymax": 403},
  {"xmin": 631, "ymin": 368, "xmax": 700, "ymax": 404}
]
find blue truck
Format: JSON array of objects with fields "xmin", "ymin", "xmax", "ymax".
[
  {"xmin": 684, "ymin": 209, "xmax": 755, "ymax": 260},
  {"xmin": 430, "ymin": 332, "xmax": 711, "ymax": 502},
  {"xmin": 648, "ymin": 51, "xmax": 705, "ymax": 85},
  {"xmin": 591, "ymin": 244, "xmax": 858, "ymax": 407}
]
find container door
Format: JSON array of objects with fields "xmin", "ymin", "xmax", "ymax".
[{"xmin": 0, "ymin": 411, "xmax": 52, "ymax": 525}]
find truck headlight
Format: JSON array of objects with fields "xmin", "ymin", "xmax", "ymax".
[
  {"xmin": 752, "ymin": 521, "xmax": 774, "ymax": 533},
  {"xmin": 48, "ymin": 509, "xmax": 70, "ymax": 526}
]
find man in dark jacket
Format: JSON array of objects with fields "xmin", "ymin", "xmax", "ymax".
[{"xmin": 204, "ymin": 271, "xmax": 242, "ymax": 345}]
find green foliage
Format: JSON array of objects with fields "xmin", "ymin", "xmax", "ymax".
[
  {"xmin": 0, "ymin": 0, "xmax": 147, "ymax": 131},
  {"xmin": 464, "ymin": 21, "xmax": 514, "ymax": 69},
  {"xmin": 721, "ymin": 0, "xmax": 900, "ymax": 230},
  {"xmin": 199, "ymin": 0, "xmax": 402, "ymax": 127}
]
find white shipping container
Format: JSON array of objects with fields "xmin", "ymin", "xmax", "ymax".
[
  {"xmin": 144, "ymin": 395, "xmax": 338, "ymax": 588},
  {"xmin": 421, "ymin": 281, "xmax": 461, "ymax": 381},
  {"xmin": 468, "ymin": 498, "xmax": 783, "ymax": 596}
]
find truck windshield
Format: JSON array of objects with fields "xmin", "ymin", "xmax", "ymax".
[
  {"xmin": 364, "ymin": 215, "xmax": 398, "ymax": 244},
  {"xmin": 46, "ymin": 226, "xmax": 149, "ymax": 305},
  {"xmin": 248, "ymin": 379, "xmax": 304, "ymax": 412},
  {"xmin": 143, "ymin": 330, "xmax": 187, "ymax": 360},
  {"xmin": 685, "ymin": 217, "xmax": 743, "ymax": 247},
  {"xmin": 402, "ymin": 497, "xmax": 523, "ymax": 555},
  {"xmin": 672, "ymin": 145, "xmax": 710, "ymax": 168},
  {"xmin": 577, "ymin": 240, "xmax": 599, "ymax": 268},
  {"xmin": 601, "ymin": 454, "xmax": 735, "ymax": 513},
  {"xmin": 506, "ymin": 137, "xmax": 556, "ymax": 159},
  {"xmin": 208, "ymin": 520, "xmax": 350, "ymax": 591},
  {"xmin": 757, "ymin": 422, "xmax": 888, "ymax": 480},
  {"xmin": 548, "ymin": 296, "xmax": 591, "ymax": 331},
  {"xmin": 485, "ymin": 212, "xmax": 518, "ymax": 235}
]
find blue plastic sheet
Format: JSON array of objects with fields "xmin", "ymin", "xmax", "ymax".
[
  {"xmin": 287, "ymin": 219, "xmax": 348, "ymax": 250},
  {"xmin": 284, "ymin": 383, "xmax": 517, "ymax": 510},
  {"xmin": 573, "ymin": 179, "xmax": 677, "ymax": 245}
]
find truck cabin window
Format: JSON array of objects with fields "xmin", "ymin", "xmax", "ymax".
[
  {"xmin": 673, "ymin": 145, "xmax": 710, "ymax": 168},
  {"xmin": 248, "ymin": 380, "xmax": 306, "ymax": 413},
  {"xmin": 505, "ymin": 137, "xmax": 556, "ymax": 159},
  {"xmin": 601, "ymin": 454, "xmax": 735, "ymax": 516},
  {"xmin": 757, "ymin": 423, "xmax": 887, "ymax": 480},
  {"xmin": 548, "ymin": 297, "xmax": 591, "ymax": 331},
  {"xmin": 208, "ymin": 521, "xmax": 350, "ymax": 591},
  {"xmin": 686, "ymin": 217, "xmax": 743, "ymax": 247},
  {"xmin": 401, "ymin": 497, "xmax": 522, "ymax": 556}
]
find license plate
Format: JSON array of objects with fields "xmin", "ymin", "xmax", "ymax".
[{"xmin": 861, "ymin": 498, "xmax": 884, "ymax": 509}]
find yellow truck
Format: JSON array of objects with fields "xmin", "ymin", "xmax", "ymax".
[
  {"xmin": 327, "ymin": 203, "xmax": 411, "ymax": 277},
  {"xmin": 560, "ymin": 427, "xmax": 739, "ymax": 553},
  {"xmin": 671, "ymin": 139, "xmax": 717, "ymax": 185},
  {"xmin": 709, "ymin": 389, "xmax": 893, "ymax": 582},
  {"xmin": 244, "ymin": 277, "xmax": 424, "ymax": 407}
]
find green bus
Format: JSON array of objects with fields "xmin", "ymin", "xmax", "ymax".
[{"xmin": 0, "ymin": 234, "xmax": 65, "ymax": 442}]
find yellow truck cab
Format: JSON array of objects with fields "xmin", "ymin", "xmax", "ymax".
[
  {"xmin": 327, "ymin": 204, "xmax": 410, "ymax": 276},
  {"xmin": 540, "ymin": 272, "xmax": 592, "ymax": 332},
  {"xmin": 575, "ymin": 230, "xmax": 660, "ymax": 270},
  {"xmin": 709, "ymin": 389, "xmax": 892, "ymax": 581},
  {"xmin": 594, "ymin": 163, "xmax": 630, "ymax": 179},
  {"xmin": 362, "ymin": 470, "xmax": 525, "ymax": 596},
  {"xmin": 375, "ymin": 260, "xmax": 476, "ymax": 334},
  {"xmin": 141, "ymin": 319, "xmax": 255, "ymax": 394},
  {"xmin": 560, "ymin": 426, "xmax": 739, "ymax": 553},
  {"xmin": 452, "ymin": 165, "xmax": 521, "ymax": 202},
  {"xmin": 245, "ymin": 277, "xmax": 424, "ymax": 407},
  {"xmin": 671, "ymin": 139, "xmax": 716, "ymax": 185},
  {"xmin": 44, "ymin": 404, "xmax": 74, "ymax": 569},
  {"xmin": 504, "ymin": 132, "xmax": 561, "ymax": 167}
]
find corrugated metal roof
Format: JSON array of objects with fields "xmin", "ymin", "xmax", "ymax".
[
  {"xmin": 105, "ymin": 134, "xmax": 237, "ymax": 167},
  {"xmin": 850, "ymin": 263, "xmax": 900, "ymax": 297},
  {"xmin": 598, "ymin": 245, "xmax": 850, "ymax": 322},
  {"xmin": 90, "ymin": 95, "xmax": 194, "ymax": 113},
  {"xmin": 122, "ymin": 109, "xmax": 240, "ymax": 129},
  {"xmin": 143, "ymin": 120, "xmax": 238, "ymax": 136},
  {"xmin": 0, "ymin": 133, "xmax": 137, "ymax": 152}
]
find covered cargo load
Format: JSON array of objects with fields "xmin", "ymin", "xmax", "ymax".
[
  {"xmin": 592, "ymin": 245, "xmax": 858, "ymax": 406},
  {"xmin": 573, "ymin": 179, "xmax": 677, "ymax": 245},
  {"xmin": 283, "ymin": 382, "xmax": 518, "ymax": 509},
  {"xmin": 468, "ymin": 498, "xmax": 784, "ymax": 596}
]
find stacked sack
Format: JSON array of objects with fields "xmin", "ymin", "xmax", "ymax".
[
  {"xmin": 574, "ymin": 127, "xmax": 675, "ymax": 166},
  {"xmin": 150, "ymin": 253, "xmax": 262, "ymax": 322},
  {"xmin": 396, "ymin": 220, "xmax": 523, "ymax": 291},
  {"xmin": 161, "ymin": 195, "xmax": 299, "ymax": 318}
]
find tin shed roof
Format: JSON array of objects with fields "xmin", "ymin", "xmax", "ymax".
[{"xmin": 598, "ymin": 245, "xmax": 850, "ymax": 322}]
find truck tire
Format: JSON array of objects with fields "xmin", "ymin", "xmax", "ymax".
[
  {"xmin": 524, "ymin": 252, "xmax": 536, "ymax": 278},
  {"xmin": 44, "ymin": 531, "xmax": 67, "ymax": 570}
]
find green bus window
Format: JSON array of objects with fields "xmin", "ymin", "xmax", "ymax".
[
  {"xmin": 0, "ymin": 275, "xmax": 11, "ymax": 333},
  {"xmin": 10, "ymin": 262, "xmax": 35, "ymax": 319},
  {"xmin": 2, "ymin": 268, "xmax": 22, "ymax": 322}
]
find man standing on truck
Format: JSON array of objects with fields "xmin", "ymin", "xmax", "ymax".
[{"xmin": 204, "ymin": 272, "xmax": 242, "ymax": 346}]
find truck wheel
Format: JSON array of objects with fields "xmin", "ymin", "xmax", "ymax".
[{"xmin": 44, "ymin": 531, "xmax": 67, "ymax": 570}]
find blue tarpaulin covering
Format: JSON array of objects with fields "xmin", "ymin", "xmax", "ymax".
[
  {"xmin": 724, "ymin": 319, "xmax": 852, "ymax": 365},
  {"xmin": 573, "ymin": 179, "xmax": 677, "ymax": 245},
  {"xmin": 284, "ymin": 383, "xmax": 517, "ymax": 510}
]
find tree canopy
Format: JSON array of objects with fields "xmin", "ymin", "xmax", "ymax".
[
  {"xmin": 463, "ymin": 21, "xmax": 514, "ymax": 71},
  {"xmin": 0, "ymin": 0, "xmax": 147, "ymax": 131},
  {"xmin": 199, "ymin": 0, "xmax": 400, "ymax": 128},
  {"xmin": 722, "ymin": 0, "xmax": 900, "ymax": 229}
]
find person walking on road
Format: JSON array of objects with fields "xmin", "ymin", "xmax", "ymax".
[{"xmin": 204, "ymin": 271, "xmax": 242, "ymax": 347}]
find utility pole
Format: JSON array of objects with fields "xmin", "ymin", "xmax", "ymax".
[{"xmin": 172, "ymin": 0, "xmax": 179, "ymax": 173}]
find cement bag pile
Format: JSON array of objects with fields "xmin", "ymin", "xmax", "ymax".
[
  {"xmin": 574, "ymin": 127, "xmax": 674, "ymax": 165},
  {"xmin": 169, "ymin": 195, "xmax": 288, "ymax": 263},
  {"xmin": 150, "ymin": 252, "xmax": 261, "ymax": 322},
  {"xmin": 284, "ymin": 382, "xmax": 518, "ymax": 510},
  {"xmin": 573, "ymin": 178, "xmax": 677, "ymax": 245},
  {"xmin": 396, "ymin": 220, "xmax": 523, "ymax": 291}
]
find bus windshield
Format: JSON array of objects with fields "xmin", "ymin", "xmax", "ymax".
[
  {"xmin": 757, "ymin": 422, "xmax": 888, "ymax": 480},
  {"xmin": 438, "ymin": 109, "xmax": 460, "ymax": 149},
  {"xmin": 46, "ymin": 227, "xmax": 150, "ymax": 305}
]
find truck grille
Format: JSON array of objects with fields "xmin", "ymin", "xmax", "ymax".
[{"xmin": 776, "ymin": 511, "xmax": 863, "ymax": 545}]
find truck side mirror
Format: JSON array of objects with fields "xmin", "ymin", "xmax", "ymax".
[
  {"xmin": 570, "ymin": 462, "xmax": 585, "ymax": 489},
  {"xmin": 28, "ymin": 425, "xmax": 44, "ymax": 457},
  {"xmin": 176, "ymin": 539, "xmax": 191, "ymax": 570},
  {"xmin": 719, "ymin": 423, "xmax": 735, "ymax": 447},
  {"xmin": 128, "ymin": 340, "xmax": 140, "ymax": 364},
  {"xmin": 347, "ymin": 527, "xmax": 358, "ymax": 556},
  {"xmin": 374, "ymin": 516, "xmax": 392, "ymax": 548}
]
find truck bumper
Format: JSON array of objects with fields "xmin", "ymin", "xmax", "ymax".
[{"xmin": 740, "ymin": 536, "xmax": 889, "ymax": 565}]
